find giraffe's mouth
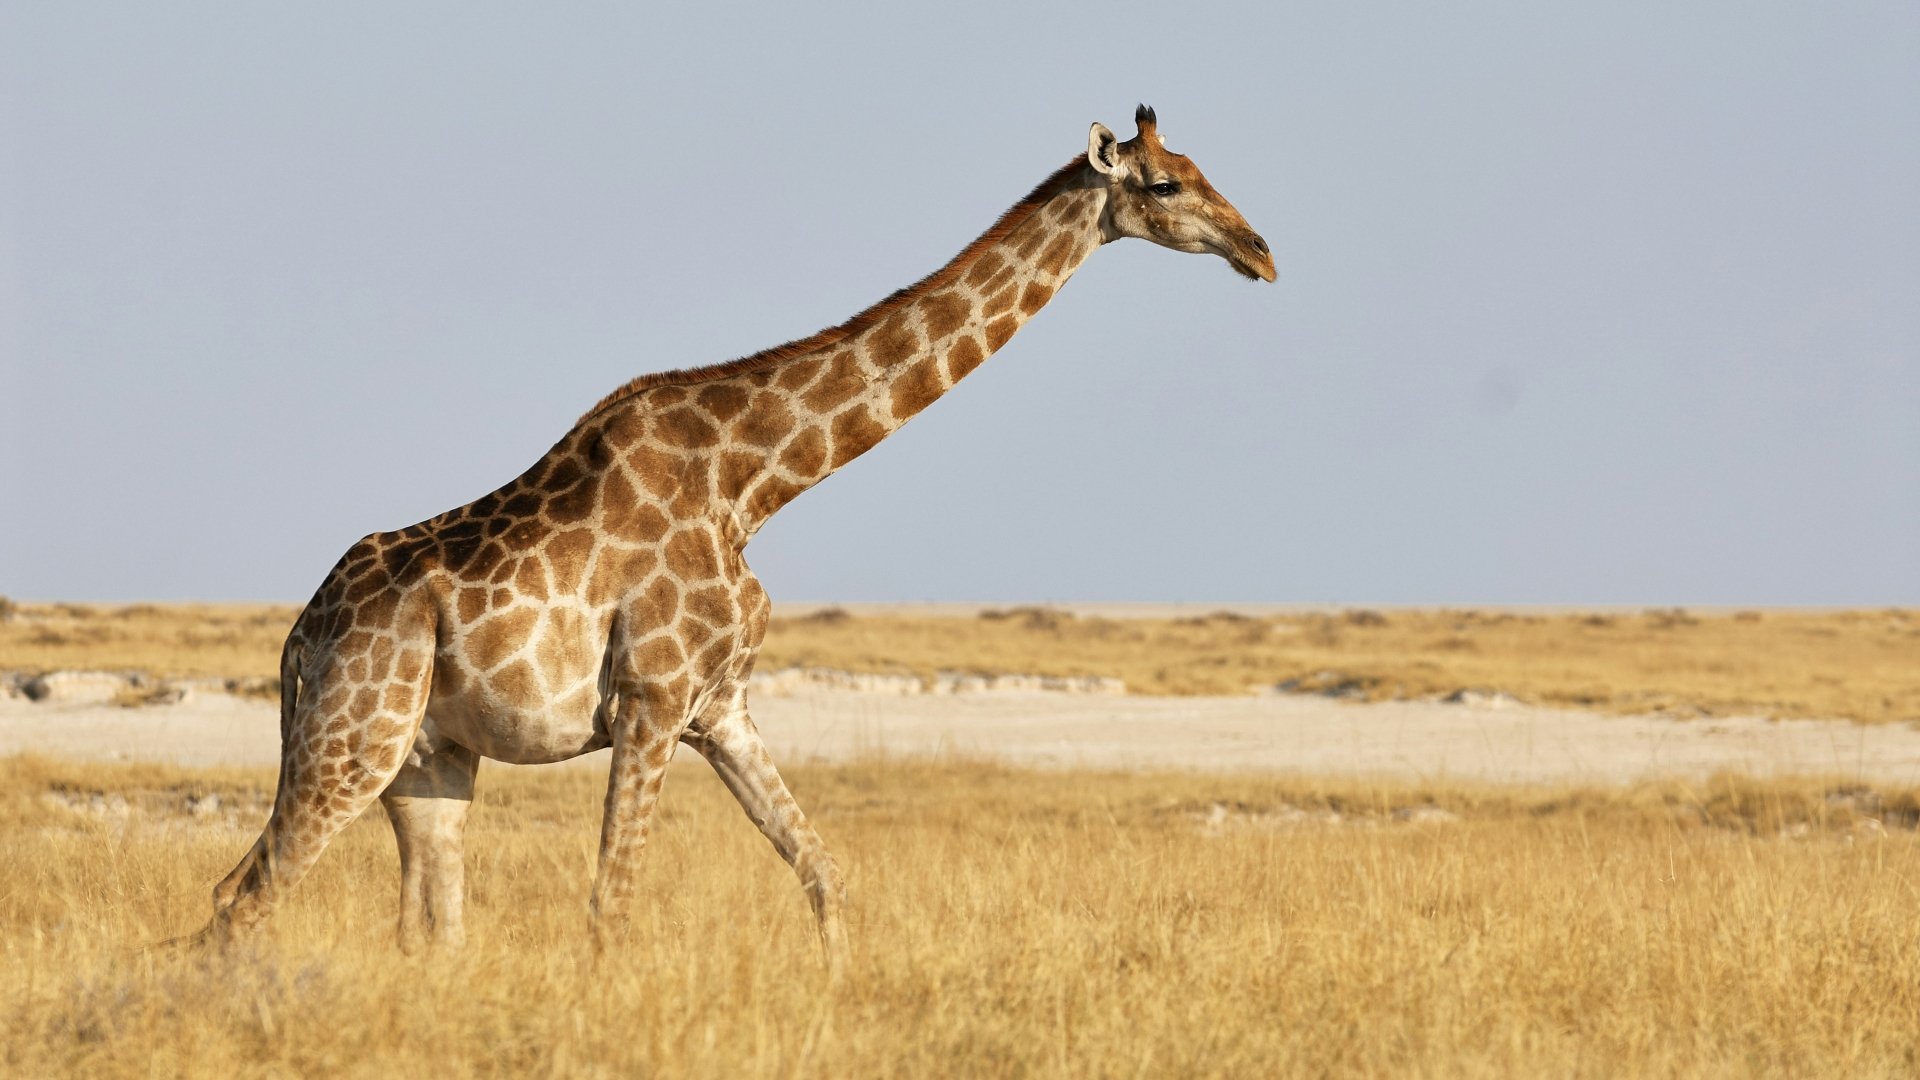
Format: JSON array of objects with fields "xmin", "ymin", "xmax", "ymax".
[
  {"xmin": 1227, "ymin": 254, "xmax": 1274, "ymax": 282},
  {"xmin": 1225, "ymin": 233, "xmax": 1276, "ymax": 282}
]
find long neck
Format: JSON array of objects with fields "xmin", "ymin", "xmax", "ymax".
[
  {"xmin": 709, "ymin": 165, "xmax": 1108, "ymax": 536},
  {"xmin": 569, "ymin": 161, "xmax": 1110, "ymax": 549}
]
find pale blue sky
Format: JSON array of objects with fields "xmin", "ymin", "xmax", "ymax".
[{"xmin": 3, "ymin": 3, "xmax": 1916, "ymax": 605}]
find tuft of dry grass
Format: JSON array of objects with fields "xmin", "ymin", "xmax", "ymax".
[
  {"xmin": 2, "ymin": 754, "xmax": 1918, "ymax": 1077},
  {"xmin": 3, "ymin": 602, "xmax": 1916, "ymax": 723}
]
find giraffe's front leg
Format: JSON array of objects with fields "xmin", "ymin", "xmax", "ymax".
[
  {"xmin": 685, "ymin": 693, "xmax": 849, "ymax": 973},
  {"xmin": 380, "ymin": 739, "xmax": 479, "ymax": 954},
  {"xmin": 589, "ymin": 682, "xmax": 690, "ymax": 947}
]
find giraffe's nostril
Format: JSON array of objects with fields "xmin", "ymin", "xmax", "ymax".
[{"xmin": 1249, "ymin": 235, "xmax": 1269, "ymax": 255}]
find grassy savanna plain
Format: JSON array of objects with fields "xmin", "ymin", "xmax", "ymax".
[
  {"xmin": 6, "ymin": 601, "xmax": 1920, "ymax": 1075},
  {"xmin": 2, "ymin": 599, "xmax": 1916, "ymax": 723},
  {"xmin": 4, "ymin": 755, "xmax": 1920, "ymax": 1077}
]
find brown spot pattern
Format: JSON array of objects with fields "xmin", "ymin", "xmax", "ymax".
[
  {"xmin": 457, "ymin": 586, "xmax": 487, "ymax": 623},
  {"xmin": 546, "ymin": 475, "xmax": 600, "ymax": 525},
  {"xmin": 696, "ymin": 384, "xmax": 750, "ymax": 421},
  {"xmin": 920, "ymin": 290, "xmax": 973, "ymax": 340},
  {"xmin": 985, "ymin": 316, "xmax": 1019, "ymax": 352},
  {"xmin": 1037, "ymin": 231, "xmax": 1077, "ymax": 276},
  {"xmin": 394, "ymin": 648, "xmax": 427, "ymax": 683},
  {"xmin": 628, "ymin": 444, "xmax": 681, "ymax": 499},
  {"xmin": 732, "ymin": 395, "xmax": 796, "ymax": 448},
  {"xmin": 829, "ymin": 405, "xmax": 888, "ymax": 468},
  {"xmin": 634, "ymin": 636, "xmax": 685, "ymax": 674},
  {"xmin": 775, "ymin": 356, "xmax": 822, "ymax": 391},
  {"xmin": 654, "ymin": 407, "xmax": 718, "ymax": 449},
  {"xmin": 746, "ymin": 475, "xmax": 807, "ymax": 520},
  {"xmin": 587, "ymin": 545, "xmax": 657, "ymax": 603},
  {"xmin": 514, "ymin": 557, "xmax": 549, "ymax": 601},
  {"xmin": 624, "ymin": 503, "xmax": 671, "ymax": 543},
  {"xmin": 664, "ymin": 529, "xmax": 721, "ymax": 581},
  {"xmin": 945, "ymin": 336, "xmax": 987, "ymax": 381},
  {"xmin": 779, "ymin": 428, "xmax": 828, "ymax": 476},
  {"xmin": 801, "ymin": 352, "xmax": 866, "ymax": 413},
  {"xmin": 544, "ymin": 530, "xmax": 596, "ymax": 592},
  {"xmin": 468, "ymin": 608, "xmax": 538, "ymax": 671},
  {"xmin": 964, "ymin": 251, "xmax": 1005, "ymax": 287},
  {"xmin": 490, "ymin": 658, "xmax": 539, "ymax": 700},
  {"xmin": 600, "ymin": 470, "xmax": 643, "ymax": 531},
  {"xmin": 355, "ymin": 589, "xmax": 398, "ymax": 630},
  {"xmin": 639, "ymin": 572, "xmax": 679, "ymax": 620},
  {"xmin": 1019, "ymin": 282, "xmax": 1054, "ymax": 315},
  {"xmin": 866, "ymin": 316, "xmax": 917, "ymax": 367},
  {"xmin": 716, "ymin": 450, "xmax": 764, "ymax": 500},
  {"xmin": 665, "ymin": 461, "xmax": 712, "ymax": 518},
  {"xmin": 684, "ymin": 585, "xmax": 736, "ymax": 626},
  {"xmin": 890, "ymin": 358, "xmax": 946, "ymax": 420}
]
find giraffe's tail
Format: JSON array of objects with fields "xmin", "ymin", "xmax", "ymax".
[
  {"xmin": 208, "ymin": 627, "xmax": 305, "ymax": 917},
  {"xmin": 275, "ymin": 624, "xmax": 303, "ymax": 754}
]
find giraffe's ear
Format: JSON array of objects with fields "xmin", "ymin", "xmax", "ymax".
[{"xmin": 1087, "ymin": 123, "xmax": 1123, "ymax": 176}]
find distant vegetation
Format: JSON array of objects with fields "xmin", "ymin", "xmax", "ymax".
[
  {"xmin": 761, "ymin": 605, "xmax": 1918, "ymax": 723},
  {"xmin": 2, "ymin": 601, "xmax": 1915, "ymax": 723}
]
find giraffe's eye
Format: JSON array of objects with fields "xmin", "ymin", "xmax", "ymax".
[{"xmin": 1148, "ymin": 181, "xmax": 1179, "ymax": 197}]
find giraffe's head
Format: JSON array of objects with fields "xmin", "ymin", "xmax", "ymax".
[{"xmin": 1087, "ymin": 105, "xmax": 1276, "ymax": 282}]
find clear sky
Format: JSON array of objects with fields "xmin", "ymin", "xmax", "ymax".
[{"xmin": 3, "ymin": 3, "xmax": 1915, "ymax": 605}]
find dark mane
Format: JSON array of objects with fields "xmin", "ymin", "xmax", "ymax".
[{"xmin": 579, "ymin": 156, "xmax": 1091, "ymax": 422}]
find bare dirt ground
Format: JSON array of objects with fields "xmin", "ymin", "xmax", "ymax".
[{"xmin": 7, "ymin": 688, "xmax": 1920, "ymax": 784}]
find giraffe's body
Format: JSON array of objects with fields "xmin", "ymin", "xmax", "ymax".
[{"xmin": 205, "ymin": 107, "xmax": 1273, "ymax": 959}]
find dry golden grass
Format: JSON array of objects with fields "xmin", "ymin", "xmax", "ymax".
[
  {"xmin": 4, "ymin": 600, "xmax": 1916, "ymax": 722},
  {"xmin": 3, "ymin": 755, "xmax": 1918, "ymax": 1077}
]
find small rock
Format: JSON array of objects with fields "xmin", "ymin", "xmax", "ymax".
[
  {"xmin": 932, "ymin": 673, "xmax": 993, "ymax": 694},
  {"xmin": 1826, "ymin": 788, "xmax": 1884, "ymax": 816},
  {"xmin": 1192, "ymin": 801, "xmax": 1346, "ymax": 833},
  {"xmin": 23, "ymin": 671, "xmax": 135, "ymax": 705},
  {"xmin": 43, "ymin": 789, "xmax": 131, "ymax": 823},
  {"xmin": 1443, "ymin": 688, "xmax": 1522, "ymax": 710},
  {"xmin": 119, "ymin": 682, "xmax": 188, "ymax": 707},
  {"xmin": 224, "ymin": 676, "xmax": 280, "ymax": 699},
  {"xmin": 1048, "ymin": 675, "xmax": 1125, "ymax": 695}
]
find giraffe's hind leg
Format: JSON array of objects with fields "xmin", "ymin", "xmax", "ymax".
[
  {"xmin": 207, "ymin": 669, "xmax": 426, "ymax": 943},
  {"xmin": 381, "ymin": 740, "xmax": 479, "ymax": 953},
  {"xmin": 684, "ymin": 697, "xmax": 848, "ymax": 970}
]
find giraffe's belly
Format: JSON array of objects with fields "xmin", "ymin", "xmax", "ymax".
[
  {"xmin": 423, "ymin": 623, "xmax": 612, "ymax": 764},
  {"xmin": 423, "ymin": 680, "xmax": 609, "ymax": 764},
  {"xmin": 418, "ymin": 568, "xmax": 758, "ymax": 764},
  {"xmin": 424, "ymin": 598, "xmax": 617, "ymax": 763}
]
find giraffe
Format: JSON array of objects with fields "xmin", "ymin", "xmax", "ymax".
[{"xmin": 202, "ymin": 105, "xmax": 1274, "ymax": 963}]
